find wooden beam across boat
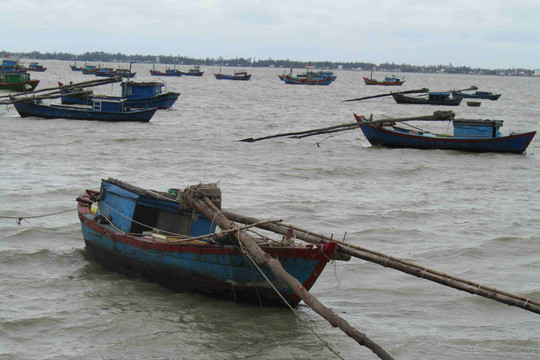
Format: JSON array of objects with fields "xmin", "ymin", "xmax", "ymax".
[
  {"xmin": 184, "ymin": 188, "xmax": 394, "ymax": 360},
  {"xmin": 222, "ymin": 211, "xmax": 540, "ymax": 315},
  {"xmin": 343, "ymin": 88, "xmax": 429, "ymax": 102},
  {"xmin": 239, "ymin": 111, "xmax": 456, "ymax": 142},
  {"xmin": 0, "ymin": 76, "xmax": 122, "ymax": 101}
]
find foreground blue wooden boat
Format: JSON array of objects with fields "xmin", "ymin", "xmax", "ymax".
[
  {"xmin": 59, "ymin": 81, "xmax": 180, "ymax": 109},
  {"xmin": 392, "ymin": 91, "xmax": 463, "ymax": 105},
  {"xmin": 452, "ymin": 90, "xmax": 501, "ymax": 100},
  {"xmin": 11, "ymin": 98, "xmax": 158, "ymax": 122},
  {"xmin": 77, "ymin": 179, "xmax": 339, "ymax": 306},
  {"xmin": 354, "ymin": 113, "xmax": 536, "ymax": 153}
]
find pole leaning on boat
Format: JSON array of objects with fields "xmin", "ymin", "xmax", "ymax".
[{"xmin": 183, "ymin": 184, "xmax": 394, "ymax": 360}]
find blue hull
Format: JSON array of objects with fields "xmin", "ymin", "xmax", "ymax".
[
  {"xmin": 356, "ymin": 115, "xmax": 536, "ymax": 154},
  {"xmin": 61, "ymin": 92, "xmax": 180, "ymax": 109},
  {"xmin": 77, "ymin": 180, "xmax": 336, "ymax": 306},
  {"xmin": 214, "ymin": 74, "xmax": 251, "ymax": 80},
  {"xmin": 13, "ymin": 101, "xmax": 158, "ymax": 122}
]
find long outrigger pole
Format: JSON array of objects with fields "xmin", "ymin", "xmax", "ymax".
[
  {"xmin": 184, "ymin": 189, "xmax": 395, "ymax": 360},
  {"xmin": 223, "ymin": 211, "xmax": 540, "ymax": 315}
]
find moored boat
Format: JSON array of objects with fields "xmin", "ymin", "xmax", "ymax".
[
  {"xmin": 92, "ymin": 68, "xmax": 136, "ymax": 78},
  {"xmin": 76, "ymin": 179, "xmax": 340, "ymax": 306},
  {"xmin": 391, "ymin": 91, "xmax": 463, "ymax": 105},
  {"xmin": 355, "ymin": 113, "xmax": 536, "ymax": 153},
  {"xmin": 452, "ymin": 90, "xmax": 501, "ymax": 100},
  {"xmin": 59, "ymin": 81, "xmax": 180, "ymax": 109},
  {"xmin": 10, "ymin": 97, "xmax": 158, "ymax": 122},
  {"xmin": 214, "ymin": 69, "xmax": 252, "ymax": 80},
  {"xmin": 0, "ymin": 72, "xmax": 39, "ymax": 91},
  {"xmin": 180, "ymin": 64, "xmax": 204, "ymax": 76},
  {"xmin": 363, "ymin": 75, "xmax": 404, "ymax": 86},
  {"xmin": 363, "ymin": 64, "xmax": 404, "ymax": 86},
  {"xmin": 278, "ymin": 67, "xmax": 336, "ymax": 85},
  {"xmin": 25, "ymin": 62, "xmax": 47, "ymax": 72}
]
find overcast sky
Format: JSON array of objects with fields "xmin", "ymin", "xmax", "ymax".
[{"xmin": 2, "ymin": 0, "xmax": 539, "ymax": 69}]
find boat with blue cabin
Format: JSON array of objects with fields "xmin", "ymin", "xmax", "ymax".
[
  {"xmin": 10, "ymin": 97, "xmax": 158, "ymax": 122},
  {"xmin": 214, "ymin": 69, "xmax": 252, "ymax": 80},
  {"xmin": 25, "ymin": 62, "xmax": 47, "ymax": 72},
  {"xmin": 451, "ymin": 90, "xmax": 501, "ymax": 100},
  {"xmin": 355, "ymin": 113, "xmax": 536, "ymax": 153},
  {"xmin": 59, "ymin": 81, "xmax": 180, "ymax": 109},
  {"xmin": 76, "ymin": 179, "xmax": 340, "ymax": 306},
  {"xmin": 180, "ymin": 64, "xmax": 204, "ymax": 76},
  {"xmin": 363, "ymin": 64, "xmax": 405, "ymax": 85},
  {"xmin": 392, "ymin": 91, "xmax": 463, "ymax": 105},
  {"xmin": 278, "ymin": 67, "xmax": 336, "ymax": 85}
]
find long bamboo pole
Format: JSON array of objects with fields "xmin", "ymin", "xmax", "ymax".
[
  {"xmin": 342, "ymin": 88, "xmax": 429, "ymax": 102},
  {"xmin": 223, "ymin": 211, "xmax": 540, "ymax": 315},
  {"xmin": 188, "ymin": 196, "xmax": 394, "ymax": 360},
  {"xmin": 239, "ymin": 111, "xmax": 456, "ymax": 142},
  {"xmin": 0, "ymin": 76, "xmax": 122, "ymax": 100}
]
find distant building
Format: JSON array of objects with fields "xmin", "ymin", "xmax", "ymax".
[{"xmin": 535, "ymin": 69, "xmax": 540, "ymax": 76}]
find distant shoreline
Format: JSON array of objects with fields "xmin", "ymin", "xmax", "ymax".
[{"xmin": 2, "ymin": 50, "xmax": 537, "ymax": 77}]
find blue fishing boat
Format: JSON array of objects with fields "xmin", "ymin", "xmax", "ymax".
[
  {"xmin": 363, "ymin": 65, "xmax": 404, "ymax": 85},
  {"xmin": 59, "ymin": 81, "xmax": 180, "ymax": 109},
  {"xmin": 149, "ymin": 63, "xmax": 182, "ymax": 76},
  {"xmin": 0, "ymin": 58, "xmax": 26, "ymax": 73},
  {"xmin": 278, "ymin": 67, "xmax": 336, "ymax": 85},
  {"xmin": 180, "ymin": 64, "xmax": 204, "ymax": 76},
  {"xmin": 391, "ymin": 91, "xmax": 463, "ymax": 105},
  {"xmin": 214, "ymin": 69, "xmax": 252, "ymax": 80},
  {"xmin": 76, "ymin": 179, "xmax": 339, "ymax": 306},
  {"xmin": 92, "ymin": 68, "xmax": 136, "ymax": 78},
  {"xmin": 11, "ymin": 97, "xmax": 158, "ymax": 122},
  {"xmin": 452, "ymin": 90, "xmax": 501, "ymax": 100},
  {"xmin": 25, "ymin": 62, "xmax": 47, "ymax": 72},
  {"xmin": 354, "ymin": 113, "xmax": 536, "ymax": 154}
]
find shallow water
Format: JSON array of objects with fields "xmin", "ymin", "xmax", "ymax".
[{"xmin": 1, "ymin": 60, "xmax": 539, "ymax": 359}]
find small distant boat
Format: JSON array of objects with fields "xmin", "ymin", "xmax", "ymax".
[
  {"xmin": 11, "ymin": 97, "xmax": 158, "ymax": 122},
  {"xmin": 363, "ymin": 65, "xmax": 404, "ymax": 86},
  {"xmin": 180, "ymin": 64, "xmax": 204, "ymax": 76},
  {"xmin": 25, "ymin": 62, "xmax": 47, "ymax": 72},
  {"xmin": 355, "ymin": 114, "xmax": 536, "ymax": 154},
  {"xmin": 76, "ymin": 178, "xmax": 340, "ymax": 306},
  {"xmin": 149, "ymin": 63, "xmax": 182, "ymax": 77},
  {"xmin": 214, "ymin": 69, "xmax": 252, "ymax": 81},
  {"xmin": 391, "ymin": 91, "xmax": 463, "ymax": 106},
  {"xmin": 59, "ymin": 81, "xmax": 180, "ymax": 109},
  {"xmin": 80, "ymin": 65, "xmax": 99, "ymax": 75},
  {"xmin": 364, "ymin": 75, "xmax": 404, "ymax": 86},
  {"xmin": 92, "ymin": 68, "xmax": 136, "ymax": 78},
  {"xmin": 0, "ymin": 72, "xmax": 39, "ymax": 91},
  {"xmin": 0, "ymin": 58, "xmax": 26, "ymax": 73},
  {"xmin": 278, "ymin": 67, "xmax": 336, "ymax": 85},
  {"xmin": 452, "ymin": 90, "xmax": 501, "ymax": 100},
  {"xmin": 467, "ymin": 101, "xmax": 481, "ymax": 107}
]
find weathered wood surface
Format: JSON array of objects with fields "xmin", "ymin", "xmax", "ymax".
[{"xmin": 223, "ymin": 211, "xmax": 540, "ymax": 315}]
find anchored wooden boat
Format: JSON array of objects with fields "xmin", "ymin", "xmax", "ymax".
[
  {"xmin": 452, "ymin": 90, "xmax": 501, "ymax": 100},
  {"xmin": 59, "ymin": 81, "xmax": 180, "ymax": 109},
  {"xmin": 92, "ymin": 68, "xmax": 136, "ymax": 78},
  {"xmin": 24, "ymin": 62, "xmax": 47, "ymax": 72},
  {"xmin": 11, "ymin": 97, "xmax": 158, "ymax": 122},
  {"xmin": 278, "ymin": 68, "xmax": 336, "ymax": 85},
  {"xmin": 391, "ymin": 91, "xmax": 463, "ymax": 105},
  {"xmin": 77, "ymin": 179, "xmax": 339, "ymax": 307},
  {"xmin": 180, "ymin": 64, "xmax": 204, "ymax": 76},
  {"xmin": 0, "ymin": 72, "xmax": 39, "ymax": 91},
  {"xmin": 363, "ymin": 75, "xmax": 404, "ymax": 86},
  {"xmin": 363, "ymin": 65, "xmax": 404, "ymax": 86},
  {"xmin": 355, "ymin": 113, "xmax": 536, "ymax": 153},
  {"xmin": 214, "ymin": 70, "xmax": 252, "ymax": 81}
]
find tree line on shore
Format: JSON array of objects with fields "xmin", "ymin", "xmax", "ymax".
[{"xmin": 2, "ymin": 50, "xmax": 535, "ymax": 76}]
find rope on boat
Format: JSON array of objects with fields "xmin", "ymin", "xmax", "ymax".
[{"xmin": 0, "ymin": 208, "xmax": 76, "ymax": 224}]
